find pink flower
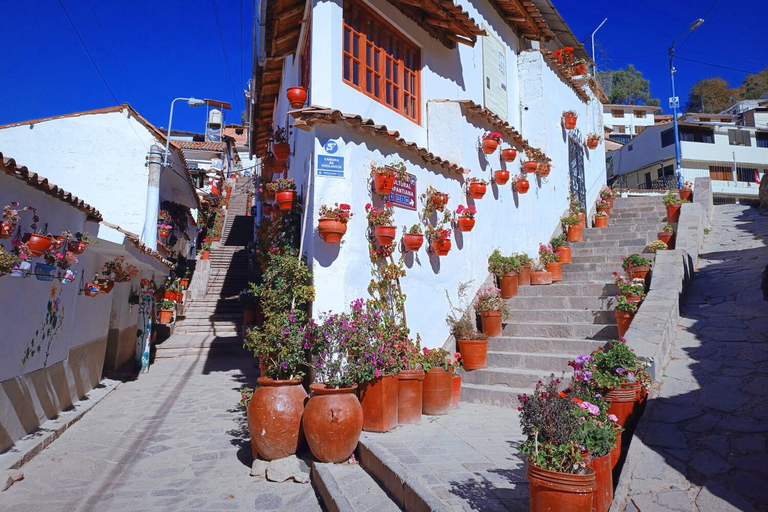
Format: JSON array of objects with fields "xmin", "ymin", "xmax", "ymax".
[{"xmin": 608, "ymin": 414, "xmax": 618, "ymax": 422}]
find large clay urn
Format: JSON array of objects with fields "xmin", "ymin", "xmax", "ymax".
[
  {"xmin": 422, "ymin": 366, "xmax": 452, "ymax": 415},
  {"xmin": 397, "ymin": 370, "xmax": 424, "ymax": 425},
  {"xmin": 303, "ymin": 384, "xmax": 363, "ymax": 463},
  {"xmin": 359, "ymin": 375, "xmax": 398, "ymax": 432},
  {"xmin": 247, "ymin": 377, "xmax": 307, "ymax": 461},
  {"xmin": 527, "ymin": 463, "xmax": 596, "ymax": 512}
]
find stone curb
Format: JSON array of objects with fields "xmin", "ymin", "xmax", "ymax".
[
  {"xmin": 311, "ymin": 463, "xmax": 357, "ymax": 512},
  {"xmin": 0, "ymin": 378, "xmax": 121, "ymax": 476}
]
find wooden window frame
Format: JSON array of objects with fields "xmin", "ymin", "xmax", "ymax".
[
  {"xmin": 611, "ymin": 109, "xmax": 625, "ymax": 118},
  {"xmin": 342, "ymin": 0, "xmax": 421, "ymax": 124},
  {"xmin": 634, "ymin": 110, "xmax": 646, "ymax": 118}
]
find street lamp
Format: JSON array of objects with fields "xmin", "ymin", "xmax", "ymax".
[
  {"xmin": 590, "ymin": 18, "xmax": 608, "ymax": 77},
  {"xmin": 669, "ymin": 18, "xmax": 704, "ymax": 189},
  {"xmin": 163, "ymin": 97, "xmax": 206, "ymax": 166}
]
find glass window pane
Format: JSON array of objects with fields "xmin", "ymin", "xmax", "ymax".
[
  {"xmin": 393, "ymin": 87, "xmax": 398, "ymax": 108},
  {"xmin": 344, "ymin": 28, "xmax": 349, "ymax": 53},
  {"xmin": 366, "ymin": 70, "xmax": 372, "ymax": 92},
  {"xmin": 353, "ymin": 34, "xmax": 359, "ymax": 58},
  {"xmin": 386, "ymin": 83, "xmax": 391, "ymax": 104},
  {"xmin": 353, "ymin": 61, "xmax": 359, "ymax": 84},
  {"xmin": 344, "ymin": 56, "xmax": 350, "ymax": 81},
  {"xmin": 393, "ymin": 62, "xmax": 398, "ymax": 84}
]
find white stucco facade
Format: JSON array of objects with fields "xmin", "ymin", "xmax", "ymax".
[{"xmin": 602, "ymin": 104, "xmax": 659, "ymax": 141}]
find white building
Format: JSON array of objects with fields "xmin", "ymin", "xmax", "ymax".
[
  {"xmin": 602, "ymin": 104, "xmax": 661, "ymax": 144},
  {"xmin": 249, "ymin": 0, "xmax": 608, "ymax": 348}
]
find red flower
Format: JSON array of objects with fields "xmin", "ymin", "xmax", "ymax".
[
  {"xmin": 386, "ymin": 202, "xmax": 392, "ymax": 208},
  {"xmin": 365, "ymin": 203, "xmax": 372, "ymax": 211}
]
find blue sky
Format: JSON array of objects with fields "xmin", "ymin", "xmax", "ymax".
[{"xmin": 0, "ymin": 0, "xmax": 766, "ymax": 133}]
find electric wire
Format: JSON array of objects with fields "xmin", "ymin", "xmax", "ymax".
[
  {"xmin": 675, "ymin": 56, "xmax": 759, "ymax": 75},
  {"xmin": 679, "ymin": 49, "xmax": 765, "ymax": 68},
  {"xmin": 211, "ymin": 0, "xmax": 242, "ymax": 113}
]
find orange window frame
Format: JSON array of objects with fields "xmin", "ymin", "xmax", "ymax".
[{"xmin": 342, "ymin": 0, "xmax": 421, "ymax": 124}]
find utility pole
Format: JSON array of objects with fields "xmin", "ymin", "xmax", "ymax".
[{"xmin": 141, "ymin": 144, "xmax": 164, "ymax": 251}]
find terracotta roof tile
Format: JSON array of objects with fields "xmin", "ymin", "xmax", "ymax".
[
  {"xmin": 384, "ymin": 0, "xmax": 486, "ymax": 48},
  {"xmin": 451, "ymin": 100, "xmax": 534, "ymax": 153},
  {"xmin": 175, "ymin": 141, "xmax": 228, "ymax": 152}
]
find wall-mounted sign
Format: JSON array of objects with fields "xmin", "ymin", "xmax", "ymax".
[
  {"xmin": 389, "ymin": 172, "xmax": 417, "ymax": 211},
  {"xmin": 482, "ymin": 29, "xmax": 508, "ymax": 120},
  {"xmin": 317, "ymin": 138, "xmax": 345, "ymax": 178}
]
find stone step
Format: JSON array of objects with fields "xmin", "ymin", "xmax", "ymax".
[
  {"xmin": 484, "ymin": 351, "xmax": 575, "ymax": 372},
  {"xmin": 570, "ymin": 246, "xmax": 645, "ymax": 258},
  {"xmin": 459, "ymin": 383, "xmax": 527, "ymax": 408},
  {"xmin": 312, "ymin": 463, "xmax": 402, "ymax": 512},
  {"xmin": 178, "ymin": 312, "xmax": 243, "ymax": 320},
  {"xmin": 488, "ymin": 336, "xmax": 604, "ymax": 354},
  {"xmin": 516, "ymin": 282, "xmax": 618, "ymax": 297},
  {"xmin": 461, "ymin": 367, "xmax": 555, "ymax": 389},
  {"xmin": 563, "ymin": 262, "xmax": 625, "ymax": 272},
  {"xmin": 501, "ymin": 321, "xmax": 618, "ymax": 339},
  {"xmin": 554, "ymin": 271, "xmax": 613, "ymax": 282},
  {"xmin": 506, "ymin": 308, "xmax": 615, "ymax": 324},
  {"xmin": 505, "ymin": 295, "xmax": 616, "ymax": 310},
  {"xmin": 571, "ymin": 238, "xmax": 649, "ymax": 248},
  {"xmin": 568, "ymin": 254, "xmax": 629, "ymax": 264}
]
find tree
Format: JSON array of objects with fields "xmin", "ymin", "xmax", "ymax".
[
  {"xmin": 739, "ymin": 66, "xmax": 768, "ymax": 100},
  {"xmin": 600, "ymin": 65, "xmax": 660, "ymax": 106},
  {"xmin": 685, "ymin": 77, "xmax": 736, "ymax": 113}
]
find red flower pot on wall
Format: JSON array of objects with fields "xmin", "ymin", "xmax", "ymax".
[
  {"xmin": 457, "ymin": 217, "xmax": 475, "ymax": 232},
  {"xmin": 515, "ymin": 180, "xmax": 530, "ymax": 194},
  {"xmin": 26, "ymin": 233, "xmax": 54, "ymax": 256},
  {"xmin": 468, "ymin": 182, "xmax": 487, "ymax": 199},
  {"xmin": 286, "ymin": 86, "xmax": 307, "ymax": 108},
  {"xmin": 481, "ymin": 138, "xmax": 498, "ymax": 154},
  {"xmin": 402, "ymin": 233, "xmax": 423, "ymax": 252},
  {"xmin": 587, "ymin": 139, "xmax": 599, "ymax": 150},
  {"xmin": 318, "ymin": 219, "xmax": 348, "ymax": 243},
  {"xmin": 493, "ymin": 170, "xmax": 510, "ymax": 185},
  {"xmin": 432, "ymin": 192, "xmax": 449, "ymax": 210},
  {"xmin": 247, "ymin": 377, "xmax": 307, "ymax": 461},
  {"xmin": 458, "ymin": 339, "xmax": 488, "ymax": 370},
  {"xmin": 0, "ymin": 221, "xmax": 14, "ymax": 239},
  {"xmin": 276, "ymin": 190, "xmax": 295, "ymax": 211},
  {"xmin": 501, "ymin": 148, "xmax": 517, "ymax": 162},
  {"xmin": 563, "ymin": 115, "xmax": 577, "ymax": 130},
  {"xmin": 397, "ymin": 370, "xmax": 424, "ymax": 425},
  {"xmin": 422, "ymin": 366, "xmax": 452, "ymax": 415},
  {"xmin": 360, "ymin": 375, "xmax": 398, "ymax": 432},
  {"xmin": 374, "ymin": 225, "xmax": 396, "ymax": 246},
  {"xmin": 523, "ymin": 161, "xmax": 538, "ymax": 173},
  {"xmin": 374, "ymin": 173, "xmax": 395, "ymax": 195},
  {"xmin": 272, "ymin": 142, "xmax": 290, "ymax": 160},
  {"xmin": 431, "ymin": 239, "xmax": 451, "ymax": 256}
]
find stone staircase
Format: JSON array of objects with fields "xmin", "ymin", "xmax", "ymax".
[{"xmin": 461, "ymin": 196, "xmax": 667, "ymax": 408}]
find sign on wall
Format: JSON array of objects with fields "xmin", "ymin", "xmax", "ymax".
[
  {"xmin": 482, "ymin": 29, "xmax": 508, "ymax": 120},
  {"xmin": 389, "ymin": 172, "xmax": 417, "ymax": 211},
  {"xmin": 316, "ymin": 138, "xmax": 345, "ymax": 178}
]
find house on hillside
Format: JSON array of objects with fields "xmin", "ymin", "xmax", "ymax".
[
  {"xmin": 602, "ymin": 104, "xmax": 661, "ymax": 144},
  {"xmin": 248, "ymin": 0, "xmax": 608, "ymax": 348}
]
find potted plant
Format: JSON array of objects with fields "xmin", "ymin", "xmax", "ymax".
[
  {"xmin": 614, "ymin": 296, "xmax": 638, "ymax": 337},
  {"xmin": 53, "ymin": 250, "xmax": 78, "ymax": 284},
  {"xmin": 475, "ymin": 286, "xmax": 506, "ymax": 337},
  {"xmin": 239, "ymin": 285, "xmax": 260, "ymax": 325},
  {"xmin": 318, "ymin": 203, "xmax": 353, "ymax": 243},
  {"xmin": 101, "ymin": 256, "xmax": 138, "ymax": 291},
  {"xmin": 419, "ymin": 346, "xmax": 452, "ymax": 415},
  {"xmin": 595, "ymin": 197, "xmax": 611, "ymax": 215},
  {"xmin": 488, "ymin": 249, "xmax": 521, "ymax": 299},
  {"xmin": 658, "ymin": 224, "xmax": 674, "ymax": 247},
  {"xmin": 599, "ymin": 186, "xmax": 615, "ymax": 209},
  {"xmin": 421, "ymin": 186, "xmax": 450, "ymax": 215},
  {"xmin": 530, "ymin": 260, "xmax": 553, "ymax": 285},
  {"xmin": 396, "ymin": 338, "xmax": 424, "ymax": 425},
  {"xmin": 594, "ymin": 211, "xmax": 608, "ymax": 228},
  {"xmin": 493, "ymin": 169, "xmax": 510, "ymax": 185},
  {"xmin": 646, "ymin": 240, "xmax": 668, "ymax": 253},
  {"xmin": 1, "ymin": 202, "xmax": 24, "ymax": 239},
  {"xmin": 271, "ymin": 126, "xmax": 291, "ymax": 160},
  {"xmin": 266, "ymin": 178, "xmax": 297, "ymax": 211},
  {"xmin": 586, "ymin": 133, "xmax": 601, "ymax": 150},
  {"xmin": 539, "ymin": 243, "xmax": 562, "ymax": 282},
  {"xmin": 537, "ymin": 160, "xmax": 552, "ymax": 178},
  {"xmin": 370, "ymin": 161, "xmax": 408, "ymax": 195},
  {"xmin": 663, "ymin": 191, "xmax": 684, "ymax": 223},
  {"xmin": 157, "ymin": 223, "xmax": 172, "ymax": 239},
  {"xmin": 612, "ymin": 272, "xmax": 646, "ymax": 304},
  {"xmin": 455, "ymin": 205, "xmax": 476, "ymax": 232},
  {"xmin": 365, "ymin": 202, "xmax": 396, "ymax": 246},
  {"xmin": 426, "ymin": 218, "xmax": 452, "ymax": 256},
  {"xmin": 481, "ymin": 131, "xmax": 503, "ymax": 154},
  {"xmin": 286, "ymin": 86, "xmax": 307, "ymax": 108},
  {"xmin": 259, "ymin": 181, "xmax": 276, "ymax": 202},
  {"xmin": 523, "ymin": 148, "xmax": 545, "ymax": 174},
  {"xmin": 200, "ymin": 238, "xmax": 212, "ymax": 260},
  {"xmin": 551, "ymin": 235, "xmax": 571, "ymax": 265},
  {"xmin": 563, "ymin": 215, "xmax": 582, "ymax": 242},
  {"xmin": 562, "ymin": 110, "xmax": 578, "ymax": 130},
  {"xmin": 67, "ymin": 231, "xmax": 92, "ymax": 254},
  {"xmin": 157, "ymin": 299, "xmax": 175, "ymax": 324},
  {"xmin": 516, "ymin": 252, "xmax": 532, "ymax": 286},
  {"xmin": 679, "ymin": 181, "xmax": 694, "ymax": 201},
  {"xmin": 512, "ymin": 173, "xmax": 530, "ymax": 194},
  {"xmin": 467, "ymin": 177, "xmax": 488, "ymax": 199},
  {"xmin": 446, "ymin": 286, "xmax": 489, "ymax": 370},
  {"xmin": 501, "ymin": 147, "xmax": 517, "ymax": 162},
  {"xmin": 402, "ymin": 224, "xmax": 424, "ymax": 252},
  {"xmin": 179, "ymin": 268, "xmax": 191, "ymax": 289},
  {"xmin": 622, "ymin": 254, "xmax": 651, "ymax": 280},
  {"xmin": 452, "ymin": 352, "xmax": 463, "ymax": 407},
  {"xmin": 570, "ymin": 198, "xmax": 587, "ymax": 229},
  {"xmin": 0, "ymin": 245, "xmax": 20, "ymax": 278}
]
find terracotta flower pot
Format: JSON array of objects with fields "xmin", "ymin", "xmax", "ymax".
[
  {"xmin": 563, "ymin": 115, "xmax": 577, "ymax": 130},
  {"xmin": 610, "ymin": 426, "xmax": 622, "ymax": 470},
  {"xmin": 200, "ymin": 250, "xmax": 210, "ymax": 260},
  {"xmin": 480, "ymin": 310, "xmax": 502, "ymax": 337},
  {"xmin": 318, "ymin": 218, "xmax": 348, "ymax": 243},
  {"xmin": 431, "ymin": 239, "xmax": 451, "ymax": 256},
  {"xmin": 527, "ymin": 463, "xmax": 596, "ymax": 512},
  {"xmin": 501, "ymin": 148, "xmax": 517, "ymax": 162},
  {"xmin": 606, "ymin": 388, "xmax": 636, "ymax": 429},
  {"xmin": 481, "ymin": 138, "xmax": 498, "ymax": 154},
  {"xmin": 157, "ymin": 308, "xmax": 174, "ymax": 324},
  {"xmin": 0, "ymin": 221, "xmax": 14, "ymax": 239},
  {"xmin": 624, "ymin": 294, "xmax": 643, "ymax": 304},
  {"xmin": 615, "ymin": 309, "xmax": 635, "ymax": 338},
  {"xmin": 537, "ymin": 164, "xmax": 551, "ymax": 178},
  {"xmin": 359, "ymin": 375, "xmax": 398, "ymax": 432},
  {"xmin": 530, "ymin": 270, "xmax": 552, "ymax": 285},
  {"xmin": 594, "ymin": 216, "xmax": 608, "ymax": 228},
  {"xmin": 577, "ymin": 212, "xmax": 586, "ymax": 229},
  {"xmin": 26, "ymin": 233, "xmax": 54, "ymax": 256},
  {"xmin": 84, "ymin": 282, "xmax": 100, "ymax": 297},
  {"xmin": 519, "ymin": 264, "xmax": 531, "ymax": 286},
  {"xmin": 286, "ymin": 86, "xmax": 307, "ymax": 108},
  {"xmin": 494, "ymin": 170, "xmax": 510, "ymax": 185},
  {"xmin": 164, "ymin": 290, "xmax": 178, "ymax": 302},
  {"xmin": 276, "ymin": 190, "xmax": 295, "ymax": 211},
  {"xmin": 468, "ymin": 182, "xmax": 487, "ymax": 199},
  {"xmin": 158, "ymin": 228, "xmax": 170, "ymax": 238},
  {"xmin": 97, "ymin": 279, "xmax": 115, "ymax": 293},
  {"xmin": 515, "ymin": 180, "xmax": 530, "ymax": 194},
  {"xmin": 587, "ymin": 139, "xmax": 599, "ymax": 150},
  {"xmin": 573, "ymin": 63, "xmax": 588, "ymax": 75},
  {"xmin": 432, "ymin": 192, "xmax": 449, "ymax": 210},
  {"xmin": 666, "ymin": 204, "xmax": 681, "ymax": 223},
  {"xmin": 180, "ymin": 278, "xmax": 190, "ymax": 289},
  {"xmin": 523, "ymin": 161, "xmax": 538, "ymax": 173},
  {"xmin": 499, "ymin": 272, "xmax": 519, "ymax": 298},
  {"xmin": 67, "ymin": 240, "xmax": 87, "ymax": 254},
  {"xmin": 303, "ymin": 384, "xmax": 363, "ymax": 463},
  {"xmin": 658, "ymin": 231, "xmax": 673, "ymax": 246},
  {"xmin": 458, "ymin": 339, "xmax": 488, "ymax": 370},
  {"xmin": 422, "ymin": 366, "xmax": 452, "ymax": 416},
  {"xmin": 567, "ymin": 224, "xmax": 583, "ymax": 242},
  {"xmin": 247, "ymin": 377, "xmax": 307, "ymax": 461},
  {"xmin": 626, "ymin": 265, "xmax": 650, "ymax": 280},
  {"xmin": 547, "ymin": 262, "xmax": 563, "ymax": 282},
  {"xmin": 679, "ymin": 188, "xmax": 692, "ymax": 201},
  {"xmin": 397, "ymin": 370, "xmax": 424, "ymax": 425},
  {"xmin": 374, "ymin": 225, "xmax": 396, "ymax": 246},
  {"xmin": 402, "ymin": 233, "xmax": 423, "ymax": 252},
  {"xmin": 457, "ymin": 217, "xmax": 475, "ymax": 232},
  {"xmin": 587, "ymin": 454, "xmax": 613, "ymax": 512},
  {"xmin": 556, "ymin": 246, "xmax": 572, "ymax": 264},
  {"xmin": 597, "ymin": 206, "xmax": 611, "ymax": 216},
  {"xmin": 272, "ymin": 142, "xmax": 290, "ymax": 160},
  {"xmin": 374, "ymin": 172, "xmax": 395, "ymax": 195},
  {"xmin": 452, "ymin": 375, "xmax": 462, "ymax": 408}
]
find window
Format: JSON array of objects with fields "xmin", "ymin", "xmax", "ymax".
[
  {"xmin": 709, "ymin": 165, "xmax": 731, "ymax": 181},
  {"xmin": 614, "ymin": 125, "xmax": 626, "ymax": 134},
  {"xmin": 757, "ymin": 132, "xmax": 768, "ymax": 148},
  {"xmin": 611, "ymin": 109, "xmax": 625, "ymax": 118},
  {"xmin": 709, "ymin": 165, "xmax": 757, "ymax": 182},
  {"xmin": 628, "ymin": 144, "xmax": 633, "ymax": 151},
  {"xmin": 680, "ymin": 127, "xmax": 714, "ymax": 143},
  {"xmin": 634, "ymin": 110, "xmax": 646, "ymax": 118},
  {"xmin": 635, "ymin": 126, "xmax": 646, "ymax": 135},
  {"xmin": 728, "ymin": 129, "xmax": 751, "ymax": 146},
  {"xmin": 343, "ymin": 0, "xmax": 420, "ymax": 122},
  {"xmin": 657, "ymin": 169, "xmax": 664, "ymax": 179},
  {"xmin": 661, "ymin": 128, "xmax": 675, "ymax": 148},
  {"xmin": 737, "ymin": 167, "xmax": 757, "ymax": 183}
]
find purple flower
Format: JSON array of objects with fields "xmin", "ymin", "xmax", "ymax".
[{"xmin": 616, "ymin": 367, "xmax": 625, "ymax": 374}]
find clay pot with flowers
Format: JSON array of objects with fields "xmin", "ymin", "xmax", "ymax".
[
  {"xmin": 481, "ymin": 132, "xmax": 503, "ymax": 154},
  {"xmin": 271, "ymin": 126, "xmax": 291, "ymax": 160},
  {"xmin": 420, "ymin": 186, "xmax": 450, "ymax": 217},
  {"xmin": 613, "ymin": 272, "xmax": 646, "ymax": 305},
  {"xmin": 658, "ymin": 224, "xmax": 675, "ymax": 248},
  {"xmin": 475, "ymin": 286, "xmax": 507, "ymax": 337},
  {"xmin": 599, "ymin": 185, "xmax": 615, "ymax": 209},
  {"xmin": 540, "ymin": 242, "xmax": 563, "ymax": 282},
  {"xmin": 501, "ymin": 147, "xmax": 517, "ymax": 163},
  {"xmin": 679, "ymin": 181, "xmax": 694, "ymax": 201},
  {"xmin": 594, "ymin": 211, "xmax": 609, "ymax": 228},
  {"xmin": 200, "ymin": 239, "xmax": 212, "ymax": 260},
  {"xmin": 614, "ymin": 296, "xmax": 638, "ymax": 337},
  {"xmin": 595, "ymin": 197, "xmax": 611, "ymax": 216},
  {"xmin": 370, "ymin": 161, "xmax": 408, "ymax": 195},
  {"xmin": 447, "ymin": 288, "xmax": 490, "ymax": 370},
  {"xmin": 455, "ymin": 205, "xmax": 476, "ymax": 232},
  {"xmin": 516, "ymin": 252, "xmax": 532, "ymax": 286},
  {"xmin": 488, "ymin": 249, "xmax": 521, "ymax": 299},
  {"xmin": 562, "ymin": 110, "xmax": 578, "ymax": 130},
  {"xmin": 529, "ymin": 260, "xmax": 553, "ymax": 285},
  {"xmin": 467, "ymin": 177, "xmax": 488, "ymax": 200},
  {"xmin": 402, "ymin": 224, "xmax": 424, "ymax": 252},
  {"xmin": 586, "ymin": 133, "xmax": 601, "ymax": 150},
  {"xmin": 365, "ymin": 202, "xmax": 396, "ymax": 246},
  {"xmin": 156, "ymin": 299, "xmax": 175, "ymax": 324},
  {"xmin": 396, "ymin": 338, "xmax": 424, "ymax": 425},
  {"xmin": 663, "ymin": 191, "xmax": 686, "ymax": 223},
  {"xmin": 562, "ymin": 214, "xmax": 582, "ymax": 243},
  {"xmin": 426, "ymin": 216, "xmax": 452, "ymax": 256},
  {"xmin": 419, "ymin": 346, "xmax": 453, "ymax": 415},
  {"xmin": 67, "ymin": 231, "xmax": 92, "ymax": 254},
  {"xmin": 512, "ymin": 173, "xmax": 530, "ymax": 194},
  {"xmin": 551, "ymin": 235, "xmax": 571, "ymax": 265},
  {"xmin": 493, "ymin": 169, "xmax": 510, "ymax": 185},
  {"xmin": 318, "ymin": 203, "xmax": 353, "ymax": 243},
  {"xmin": 2, "ymin": 202, "xmax": 28, "ymax": 239},
  {"xmin": 266, "ymin": 178, "xmax": 297, "ymax": 211},
  {"xmin": 622, "ymin": 254, "xmax": 651, "ymax": 281}
]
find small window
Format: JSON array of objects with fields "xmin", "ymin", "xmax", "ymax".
[
  {"xmin": 628, "ymin": 144, "xmax": 633, "ymax": 151},
  {"xmin": 611, "ymin": 109, "xmax": 625, "ymax": 118},
  {"xmin": 614, "ymin": 125, "xmax": 626, "ymax": 134},
  {"xmin": 737, "ymin": 167, "xmax": 757, "ymax": 183},
  {"xmin": 657, "ymin": 169, "xmax": 664, "ymax": 179},
  {"xmin": 709, "ymin": 165, "xmax": 731, "ymax": 180},
  {"xmin": 757, "ymin": 132, "xmax": 768, "ymax": 148},
  {"xmin": 680, "ymin": 127, "xmax": 714, "ymax": 143},
  {"xmin": 635, "ymin": 126, "xmax": 646, "ymax": 135},
  {"xmin": 728, "ymin": 129, "xmax": 751, "ymax": 146},
  {"xmin": 634, "ymin": 110, "xmax": 646, "ymax": 118},
  {"xmin": 661, "ymin": 128, "xmax": 675, "ymax": 148}
]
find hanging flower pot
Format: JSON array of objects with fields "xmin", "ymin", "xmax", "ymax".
[
  {"xmin": 272, "ymin": 142, "xmax": 290, "ymax": 160},
  {"xmin": 527, "ymin": 463, "xmax": 596, "ymax": 512},
  {"xmin": 563, "ymin": 113, "xmax": 578, "ymax": 130},
  {"xmin": 567, "ymin": 224, "xmax": 583, "ymax": 242},
  {"xmin": 594, "ymin": 215, "xmax": 608, "ymax": 228},
  {"xmin": 157, "ymin": 307, "xmax": 174, "ymax": 324},
  {"xmin": 432, "ymin": 192, "xmax": 449, "ymax": 210},
  {"xmin": 493, "ymin": 170, "xmax": 510, "ymax": 185},
  {"xmin": 519, "ymin": 264, "xmax": 531, "ymax": 286},
  {"xmin": 286, "ymin": 86, "xmax": 308, "ymax": 108},
  {"xmin": 422, "ymin": 366, "xmax": 452, "ymax": 415},
  {"xmin": 26, "ymin": 234, "xmax": 54, "ymax": 256},
  {"xmin": 303, "ymin": 384, "xmax": 363, "ymax": 463},
  {"xmin": 501, "ymin": 147, "xmax": 517, "ymax": 162},
  {"xmin": 97, "ymin": 279, "xmax": 115, "ymax": 294},
  {"xmin": 0, "ymin": 221, "xmax": 15, "ymax": 239},
  {"xmin": 481, "ymin": 138, "xmax": 499, "ymax": 154},
  {"xmin": 547, "ymin": 262, "xmax": 563, "ymax": 282},
  {"xmin": 530, "ymin": 270, "xmax": 553, "ymax": 285},
  {"xmin": 615, "ymin": 309, "xmax": 635, "ymax": 337},
  {"xmin": 276, "ymin": 190, "xmax": 295, "ymax": 211},
  {"xmin": 397, "ymin": 370, "xmax": 425, "ymax": 425},
  {"xmin": 67, "ymin": 240, "xmax": 87, "ymax": 254},
  {"xmin": 515, "ymin": 180, "xmax": 530, "ymax": 194},
  {"xmin": 587, "ymin": 138, "xmax": 599, "ymax": 150},
  {"xmin": 431, "ymin": 238, "xmax": 451, "ymax": 256},
  {"xmin": 572, "ymin": 62, "xmax": 588, "ymax": 76},
  {"xmin": 537, "ymin": 164, "xmax": 551, "ymax": 178},
  {"xmin": 84, "ymin": 282, "xmax": 100, "ymax": 297},
  {"xmin": 360, "ymin": 375, "xmax": 398, "ymax": 432},
  {"xmin": 480, "ymin": 310, "xmax": 502, "ymax": 337},
  {"xmin": 157, "ymin": 227, "xmax": 170, "ymax": 238},
  {"xmin": 247, "ymin": 377, "xmax": 307, "ymax": 461},
  {"xmin": 318, "ymin": 218, "xmax": 348, "ymax": 243},
  {"xmin": 666, "ymin": 204, "xmax": 681, "ymax": 223},
  {"xmin": 679, "ymin": 187, "xmax": 692, "ymax": 201},
  {"xmin": 402, "ymin": 233, "xmax": 424, "ymax": 252},
  {"xmin": 457, "ymin": 217, "xmax": 475, "ymax": 232},
  {"xmin": 556, "ymin": 246, "xmax": 572, "ymax": 264},
  {"xmin": 468, "ymin": 181, "xmax": 487, "ymax": 199},
  {"xmin": 374, "ymin": 225, "xmax": 396, "ymax": 246},
  {"xmin": 523, "ymin": 161, "xmax": 538, "ymax": 174},
  {"xmin": 458, "ymin": 339, "xmax": 488, "ymax": 370},
  {"xmin": 374, "ymin": 172, "xmax": 396, "ymax": 195},
  {"xmin": 34, "ymin": 263, "xmax": 56, "ymax": 282},
  {"xmin": 499, "ymin": 272, "xmax": 519, "ymax": 298}
]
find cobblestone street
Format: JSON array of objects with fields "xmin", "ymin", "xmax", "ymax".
[
  {"xmin": 618, "ymin": 204, "xmax": 768, "ymax": 511},
  {"xmin": 0, "ymin": 341, "xmax": 321, "ymax": 512}
]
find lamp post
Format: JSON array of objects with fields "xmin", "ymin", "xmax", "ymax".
[
  {"xmin": 163, "ymin": 97, "xmax": 206, "ymax": 166},
  {"xmin": 669, "ymin": 18, "xmax": 704, "ymax": 189},
  {"xmin": 590, "ymin": 18, "xmax": 608, "ymax": 77}
]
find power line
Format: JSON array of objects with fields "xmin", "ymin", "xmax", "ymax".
[
  {"xmin": 680, "ymin": 49, "xmax": 765, "ymax": 67},
  {"xmin": 211, "ymin": 0, "xmax": 242, "ymax": 113},
  {"xmin": 675, "ymin": 56, "xmax": 759, "ymax": 74},
  {"xmin": 679, "ymin": 0, "xmax": 721, "ymax": 51}
]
